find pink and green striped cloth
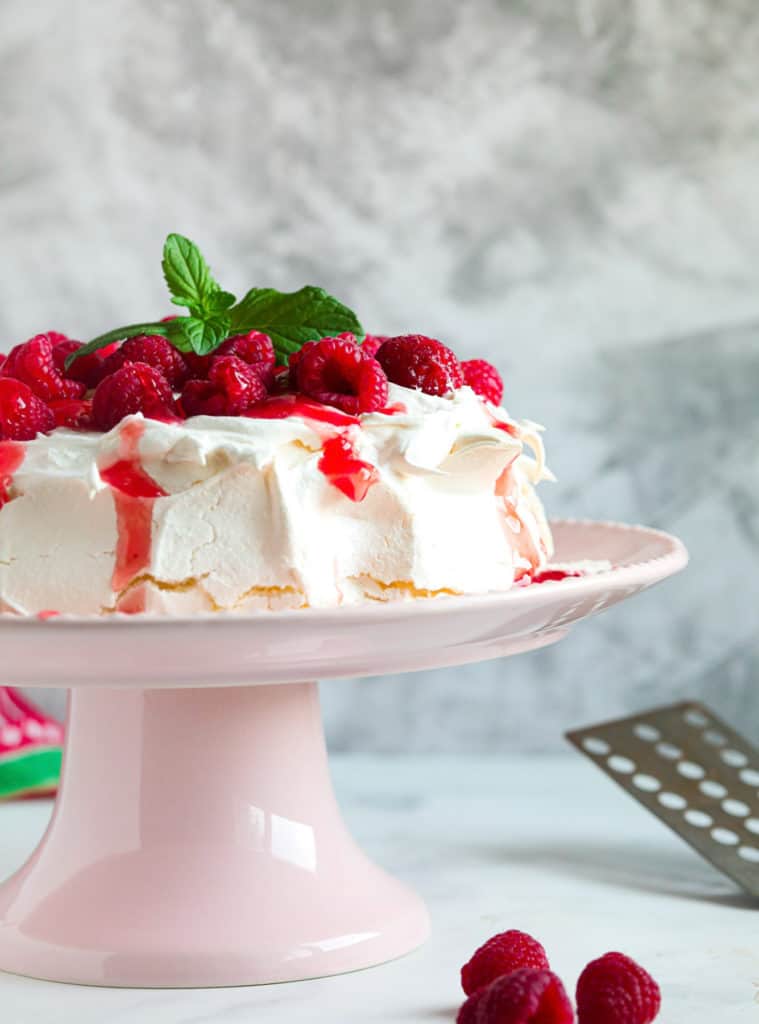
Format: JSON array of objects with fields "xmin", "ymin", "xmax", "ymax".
[{"xmin": 0, "ymin": 688, "xmax": 63, "ymax": 800}]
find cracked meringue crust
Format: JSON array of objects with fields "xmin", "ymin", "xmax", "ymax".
[{"xmin": 0, "ymin": 383, "xmax": 554, "ymax": 616}]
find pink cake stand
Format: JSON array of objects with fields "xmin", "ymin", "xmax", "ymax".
[{"xmin": 0, "ymin": 520, "xmax": 687, "ymax": 988}]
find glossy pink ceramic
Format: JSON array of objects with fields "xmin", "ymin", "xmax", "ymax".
[{"xmin": 0, "ymin": 521, "xmax": 687, "ymax": 987}]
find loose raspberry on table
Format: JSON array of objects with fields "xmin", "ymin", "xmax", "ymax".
[
  {"xmin": 295, "ymin": 336, "xmax": 388, "ymax": 414},
  {"xmin": 0, "ymin": 379, "xmax": 55, "ymax": 440},
  {"xmin": 462, "ymin": 358, "xmax": 504, "ymax": 406},
  {"xmin": 462, "ymin": 931, "xmax": 551, "ymax": 996},
  {"xmin": 216, "ymin": 331, "xmax": 276, "ymax": 386},
  {"xmin": 376, "ymin": 334, "xmax": 464, "ymax": 396},
  {"xmin": 49, "ymin": 399, "xmax": 94, "ymax": 431},
  {"xmin": 471, "ymin": 968, "xmax": 574, "ymax": 1024},
  {"xmin": 576, "ymin": 952, "xmax": 660, "ymax": 1024},
  {"xmin": 2, "ymin": 334, "xmax": 86, "ymax": 402},
  {"xmin": 92, "ymin": 362, "xmax": 178, "ymax": 432},
  {"xmin": 181, "ymin": 355, "xmax": 268, "ymax": 417},
  {"xmin": 100, "ymin": 335, "xmax": 190, "ymax": 389},
  {"xmin": 360, "ymin": 334, "xmax": 388, "ymax": 359},
  {"xmin": 52, "ymin": 339, "xmax": 109, "ymax": 389}
]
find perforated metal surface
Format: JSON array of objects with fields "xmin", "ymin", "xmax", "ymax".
[{"xmin": 567, "ymin": 702, "xmax": 759, "ymax": 897}]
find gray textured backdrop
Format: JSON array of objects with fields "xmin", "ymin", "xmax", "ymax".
[{"xmin": 3, "ymin": 0, "xmax": 758, "ymax": 750}]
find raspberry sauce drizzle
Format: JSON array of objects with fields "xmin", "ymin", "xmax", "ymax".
[
  {"xmin": 0, "ymin": 441, "xmax": 25, "ymax": 509},
  {"xmin": 99, "ymin": 419, "xmax": 167, "ymax": 612},
  {"xmin": 246, "ymin": 396, "xmax": 359, "ymax": 428},
  {"xmin": 495, "ymin": 463, "xmax": 546, "ymax": 581},
  {"xmin": 247, "ymin": 395, "xmax": 380, "ymax": 502},
  {"xmin": 378, "ymin": 402, "xmax": 407, "ymax": 416},
  {"xmin": 531, "ymin": 569, "xmax": 583, "ymax": 584},
  {"xmin": 489, "ymin": 414, "xmax": 518, "ymax": 437},
  {"xmin": 318, "ymin": 436, "xmax": 379, "ymax": 503}
]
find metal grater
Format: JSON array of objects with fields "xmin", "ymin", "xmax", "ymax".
[{"xmin": 566, "ymin": 701, "xmax": 759, "ymax": 897}]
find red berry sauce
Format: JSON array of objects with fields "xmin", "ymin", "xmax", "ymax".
[
  {"xmin": 246, "ymin": 395, "xmax": 359, "ymax": 429},
  {"xmin": 318, "ymin": 435, "xmax": 379, "ymax": 503},
  {"xmin": 531, "ymin": 568, "xmax": 582, "ymax": 584},
  {"xmin": 247, "ymin": 396, "xmax": 380, "ymax": 502},
  {"xmin": 378, "ymin": 401, "xmax": 407, "ymax": 416},
  {"xmin": 99, "ymin": 419, "xmax": 167, "ymax": 612},
  {"xmin": 494, "ymin": 463, "xmax": 549, "ymax": 581}
]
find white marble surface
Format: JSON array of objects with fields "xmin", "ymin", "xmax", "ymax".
[{"xmin": 0, "ymin": 756, "xmax": 755, "ymax": 1022}]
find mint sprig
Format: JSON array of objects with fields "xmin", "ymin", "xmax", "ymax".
[
  {"xmin": 66, "ymin": 234, "xmax": 364, "ymax": 370},
  {"xmin": 229, "ymin": 286, "xmax": 364, "ymax": 363},
  {"xmin": 161, "ymin": 233, "xmax": 235, "ymax": 319}
]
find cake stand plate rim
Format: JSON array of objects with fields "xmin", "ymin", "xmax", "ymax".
[{"xmin": 0, "ymin": 519, "xmax": 688, "ymax": 687}]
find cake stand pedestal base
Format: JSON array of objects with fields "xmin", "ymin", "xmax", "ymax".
[{"xmin": 0, "ymin": 683, "xmax": 430, "ymax": 987}]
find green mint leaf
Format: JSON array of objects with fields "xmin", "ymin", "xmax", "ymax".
[
  {"xmin": 181, "ymin": 314, "xmax": 232, "ymax": 356},
  {"xmin": 203, "ymin": 289, "xmax": 236, "ymax": 314},
  {"xmin": 161, "ymin": 317, "xmax": 194, "ymax": 353},
  {"xmin": 64, "ymin": 322, "xmax": 169, "ymax": 370},
  {"xmin": 229, "ymin": 286, "xmax": 364, "ymax": 363},
  {"xmin": 162, "ymin": 234, "xmax": 234, "ymax": 318},
  {"xmin": 68, "ymin": 240, "xmax": 365, "ymax": 373}
]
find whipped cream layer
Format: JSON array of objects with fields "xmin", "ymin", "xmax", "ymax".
[{"xmin": 0, "ymin": 384, "xmax": 553, "ymax": 615}]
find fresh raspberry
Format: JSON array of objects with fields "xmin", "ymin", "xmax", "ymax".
[
  {"xmin": 181, "ymin": 355, "xmax": 268, "ymax": 417},
  {"xmin": 180, "ymin": 332, "xmax": 276, "ymax": 384},
  {"xmin": 209, "ymin": 354, "xmax": 268, "ymax": 412},
  {"xmin": 457, "ymin": 988, "xmax": 485, "ymax": 1024},
  {"xmin": 360, "ymin": 334, "xmax": 388, "ymax": 359},
  {"xmin": 376, "ymin": 334, "xmax": 463, "ymax": 396},
  {"xmin": 0, "ymin": 379, "xmax": 55, "ymax": 440},
  {"xmin": 100, "ymin": 335, "xmax": 190, "ymax": 389},
  {"xmin": 216, "ymin": 330, "xmax": 276, "ymax": 386},
  {"xmin": 473, "ymin": 969, "xmax": 573, "ymax": 1024},
  {"xmin": 44, "ymin": 330, "xmax": 71, "ymax": 346},
  {"xmin": 52, "ymin": 339, "xmax": 111, "ymax": 389},
  {"xmin": 287, "ymin": 340, "xmax": 316, "ymax": 387},
  {"xmin": 2, "ymin": 334, "xmax": 86, "ymax": 401},
  {"xmin": 182, "ymin": 351, "xmax": 215, "ymax": 379},
  {"xmin": 576, "ymin": 953, "xmax": 660, "ymax": 1024},
  {"xmin": 92, "ymin": 362, "xmax": 177, "ymax": 432},
  {"xmin": 180, "ymin": 380, "xmax": 222, "ymax": 417},
  {"xmin": 49, "ymin": 399, "xmax": 94, "ymax": 431},
  {"xmin": 295, "ymin": 336, "xmax": 388, "ymax": 414},
  {"xmin": 462, "ymin": 359, "xmax": 504, "ymax": 406},
  {"xmin": 288, "ymin": 333, "xmax": 358, "ymax": 387},
  {"xmin": 462, "ymin": 931, "xmax": 551, "ymax": 996}
]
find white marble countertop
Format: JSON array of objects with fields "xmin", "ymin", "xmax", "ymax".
[{"xmin": 0, "ymin": 756, "xmax": 755, "ymax": 1022}]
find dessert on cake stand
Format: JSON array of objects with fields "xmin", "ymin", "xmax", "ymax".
[{"xmin": 0, "ymin": 519, "xmax": 687, "ymax": 988}]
